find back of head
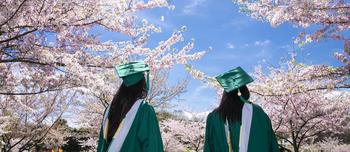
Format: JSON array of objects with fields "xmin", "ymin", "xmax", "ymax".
[
  {"xmin": 215, "ymin": 85, "xmax": 250, "ymax": 123},
  {"xmin": 114, "ymin": 77, "xmax": 148, "ymax": 102},
  {"xmin": 112, "ymin": 60, "xmax": 150, "ymax": 107},
  {"xmin": 214, "ymin": 66, "xmax": 253, "ymax": 123}
]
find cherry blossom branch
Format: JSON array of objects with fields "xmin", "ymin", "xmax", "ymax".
[
  {"xmin": 0, "ymin": 86, "xmax": 77, "ymax": 95},
  {"xmin": 275, "ymin": 134, "xmax": 293, "ymax": 145},
  {"xmin": 0, "ymin": 29, "xmax": 37, "ymax": 44},
  {"xmin": 6, "ymin": 136, "xmax": 27, "ymax": 152},
  {"xmin": 251, "ymin": 85, "xmax": 350, "ymax": 97},
  {"xmin": 295, "ymin": 114, "xmax": 324, "ymax": 142},
  {"xmin": 297, "ymin": 124, "xmax": 325, "ymax": 149}
]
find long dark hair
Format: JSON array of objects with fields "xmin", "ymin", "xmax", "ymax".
[
  {"xmin": 214, "ymin": 85, "xmax": 250, "ymax": 123},
  {"xmin": 106, "ymin": 77, "xmax": 148, "ymax": 144}
]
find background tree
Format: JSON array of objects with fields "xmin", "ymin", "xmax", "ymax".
[
  {"xmin": 249, "ymin": 55, "xmax": 350, "ymax": 152},
  {"xmin": 160, "ymin": 118, "xmax": 205, "ymax": 152},
  {"xmin": 147, "ymin": 70, "xmax": 188, "ymax": 109},
  {"xmin": 1, "ymin": 0, "xmax": 207, "ymax": 150},
  {"xmin": 0, "ymin": 90, "xmax": 76, "ymax": 152},
  {"xmin": 160, "ymin": 119, "xmax": 186, "ymax": 152},
  {"xmin": 61, "ymin": 128, "xmax": 92, "ymax": 152},
  {"xmin": 303, "ymin": 137, "xmax": 350, "ymax": 152}
]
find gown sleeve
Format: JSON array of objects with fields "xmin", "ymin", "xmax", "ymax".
[
  {"xmin": 97, "ymin": 107, "xmax": 108, "ymax": 152},
  {"xmin": 97, "ymin": 125, "xmax": 106, "ymax": 152},
  {"xmin": 137, "ymin": 103, "xmax": 164, "ymax": 152},
  {"xmin": 259, "ymin": 106, "xmax": 279, "ymax": 152},
  {"xmin": 204, "ymin": 113, "xmax": 213, "ymax": 152},
  {"xmin": 250, "ymin": 104, "xmax": 280, "ymax": 152},
  {"xmin": 267, "ymin": 117, "xmax": 279, "ymax": 152}
]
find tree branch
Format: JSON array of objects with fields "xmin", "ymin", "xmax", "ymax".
[
  {"xmin": 295, "ymin": 114, "xmax": 324, "ymax": 144},
  {"xmin": 0, "ymin": 29, "xmax": 37, "ymax": 44},
  {"xmin": 251, "ymin": 85, "xmax": 350, "ymax": 97},
  {"xmin": 0, "ymin": 58, "xmax": 63, "ymax": 66},
  {"xmin": 275, "ymin": 134, "xmax": 293, "ymax": 145},
  {"xmin": 0, "ymin": 86, "xmax": 77, "ymax": 95}
]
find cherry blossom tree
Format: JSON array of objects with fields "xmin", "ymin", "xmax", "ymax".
[
  {"xmin": 0, "ymin": 90, "xmax": 76, "ymax": 152},
  {"xmin": 160, "ymin": 119, "xmax": 186, "ymax": 152},
  {"xmin": 1, "ymin": 0, "xmax": 207, "ymax": 150},
  {"xmin": 160, "ymin": 119, "xmax": 205, "ymax": 152},
  {"xmin": 0, "ymin": 0, "xmax": 205, "ymax": 98},
  {"xmin": 36, "ymin": 119, "xmax": 70, "ymax": 151},
  {"xmin": 303, "ymin": 137, "xmax": 350, "ymax": 152},
  {"xmin": 232, "ymin": 0, "xmax": 350, "ymax": 68},
  {"xmin": 147, "ymin": 70, "xmax": 188, "ymax": 109},
  {"xmin": 249, "ymin": 55, "xmax": 350, "ymax": 152}
]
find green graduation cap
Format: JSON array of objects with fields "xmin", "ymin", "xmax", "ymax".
[
  {"xmin": 215, "ymin": 66, "xmax": 254, "ymax": 93},
  {"xmin": 115, "ymin": 61, "xmax": 150, "ymax": 90}
]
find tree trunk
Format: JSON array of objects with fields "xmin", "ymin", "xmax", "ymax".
[{"xmin": 293, "ymin": 143, "xmax": 299, "ymax": 152}]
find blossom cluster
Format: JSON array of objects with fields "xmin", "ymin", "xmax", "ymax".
[
  {"xmin": 233, "ymin": 0, "xmax": 350, "ymax": 67},
  {"xmin": 249, "ymin": 55, "xmax": 350, "ymax": 151}
]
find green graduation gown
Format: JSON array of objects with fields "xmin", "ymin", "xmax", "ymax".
[
  {"xmin": 97, "ymin": 100, "xmax": 163, "ymax": 152},
  {"xmin": 204, "ymin": 102, "xmax": 279, "ymax": 152}
]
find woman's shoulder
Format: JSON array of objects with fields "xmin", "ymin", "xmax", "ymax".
[
  {"xmin": 250, "ymin": 103, "xmax": 271, "ymax": 120},
  {"xmin": 207, "ymin": 110, "xmax": 221, "ymax": 121},
  {"xmin": 207, "ymin": 110, "xmax": 216, "ymax": 117},
  {"xmin": 251, "ymin": 102, "xmax": 264, "ymax": 111},
  {"xmin": 139, "ymin": 100, "xmax": 156, "ymax": 113}
]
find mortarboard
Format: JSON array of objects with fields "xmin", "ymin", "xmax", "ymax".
[
  {"xmin": 115, "ymin": 61, "xmax": 150, "ymax": 90},
  {"xmin": 215, "ymin": 66, "xmax": 254, "ymax": 93}
]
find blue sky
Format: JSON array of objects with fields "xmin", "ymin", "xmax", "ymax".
[{"xmin": 102, "ymin": 0, "xmax": 345, "ymax": 112}]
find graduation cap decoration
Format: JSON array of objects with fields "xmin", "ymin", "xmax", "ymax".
[
  {"xmin": 215, "ymin": 66, "xmax": 254, "ymax": 93},
  {"xmin": 115, "ymin": 61, "xmax": 150, "ymax": 90}
]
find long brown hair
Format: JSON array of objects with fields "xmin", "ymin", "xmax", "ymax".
[{"xmin": 214, "ymin": 85, "xmax": 250, "ymax": 123}]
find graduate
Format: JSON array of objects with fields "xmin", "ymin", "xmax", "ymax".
[
  {"xmin": 204, "ymin": 67, "xmax": 279, "ymax": 152},
  {"xmin": 97, "ymin": 61, "xmax": 163, "ymax": 152}
]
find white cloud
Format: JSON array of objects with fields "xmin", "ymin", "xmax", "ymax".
[
  {"xmin": 254, "ymin": 40, "xmax": 270, "ymax": 46},
  {"xmin": 221, "ymin": 17, "xmax": 257, "ymax": 30},
  {"xmin": 183, "ymin": 0, "xmax": 206, "ymax": 15},
  {"xmin": 182, "ymin": 85, "xmax": 215, "ymax": 105},
  {"xmin": 193, "ymin": 85, "xmax": 209, "ymax": 96},
  {"xmin": 237, "ymin": 43, "xmax": 249, "ymax": 48},
  {"xmin": 226, "ymin": 43, "xmax": 235, "ymax": 49},
  {"xmin": 171, "ymin": 109, "xmax": 211, "ymax": 121},
  {"xmin": 238, "ymin": 40, "xmax": 271, "ymax": 49},
  {"xmin": 255, "ymin": 49, "xmax": 266, "ymax": 57},
  {"xmin": 280, "ymin": 44, "xmax": 290, "ymax": 49}
]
